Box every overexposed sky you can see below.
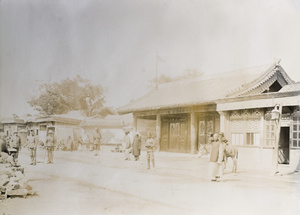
[1,0,300,118]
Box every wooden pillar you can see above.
[273,104,282,174]
[190,112,197,154]
[156,114,161,151]
[218,111,230,140]
[219,111,225,133]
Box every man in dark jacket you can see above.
[132,132,141,161]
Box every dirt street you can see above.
[1,146,300,215]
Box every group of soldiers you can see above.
[1,128,155,169]
[123,132,156,169]
[0,130,55,166]
[26,130,55,165]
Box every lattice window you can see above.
[231,119,245,132]
[232,133,244,146]
[292,116,300,148]
[265,119,275,146]
[246,133,260,146]
[230,109,262,146]
[244,118,261,132]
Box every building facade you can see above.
[118,61,300,170]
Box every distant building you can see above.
[118,61,300,170]
[1,110,131,149]
[80,114,130,145]
[26,114,82,145]
[1,113,82,146]
[2,117,27,145]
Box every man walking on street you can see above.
[93,128,101,156]
[123,131,131,160]
[145,134,155,169]
[45,130,55,164]
[27,130,38,165]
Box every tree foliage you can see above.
[27,75,105,116]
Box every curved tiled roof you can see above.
[118,62,294,114]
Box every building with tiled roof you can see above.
[118,60,300,172]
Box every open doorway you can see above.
[278,127,290,164]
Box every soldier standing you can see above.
[45,130,55,164]
[93,128,101,156]
[145,134,155,169]
[10,131,21,164]
[27,130,38,165]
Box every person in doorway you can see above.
[132,132,141,161]
[145,134,155,169]
[209,133,225,182]
[27,130,38,165]
[45,130,55,163]
[93,128,101,156]
[123,131,131,160]
[10,131,21,164]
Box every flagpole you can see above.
[156,54,158,90]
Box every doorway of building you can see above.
[278,127,290,164]
[160,114,189,153]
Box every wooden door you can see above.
[160,116,189,153]
[278,127,290,164]
[160,120,169,151]
[169,122,180,151]
[198,115,215,150]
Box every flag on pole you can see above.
[156,54,165,63]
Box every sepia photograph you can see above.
[0,0,300,214]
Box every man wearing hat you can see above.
[10,131,21,164]
[145,134,155,169]
[27,130,38,165]
[45,130,55,163]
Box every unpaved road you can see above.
[1,147,300,215]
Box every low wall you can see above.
[236,147,273,169]
[290,149,300,171]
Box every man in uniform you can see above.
[93,128,101,156]
[10,131,21,164]
[45,130,55,163]
[27,130,38,165]
[145,134,155,169]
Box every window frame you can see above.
[291,115,300,149]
